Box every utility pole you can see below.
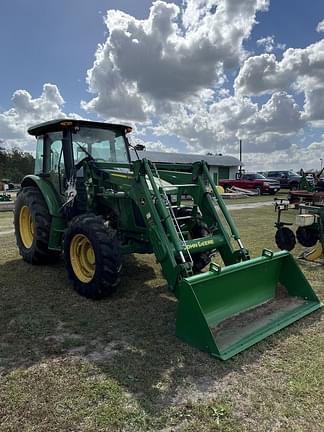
[239,139,242,177]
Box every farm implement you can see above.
[275,199,324,263]
[14,119,322,360]
[0,193,12,202]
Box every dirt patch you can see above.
[86,340,130,362]
[211,283,306,351]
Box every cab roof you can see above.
[28,118,132,136]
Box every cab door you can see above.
[43,131,66,195]
[242,174,254,189]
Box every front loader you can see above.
[14,119,322,360]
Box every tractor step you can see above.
[163,183,197,188]
[176,215,192,221]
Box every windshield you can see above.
[254,174,267,179]
[72,126,129,164]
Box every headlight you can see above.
[264,182,269,186]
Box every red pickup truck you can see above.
[219,173,280,195]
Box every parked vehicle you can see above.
[264,170,301,190]
[219,173,280,195]
[316,177,324,191]
[314,168,324,192]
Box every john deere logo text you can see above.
[187,239,214,250]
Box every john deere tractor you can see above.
[14,119,322,360]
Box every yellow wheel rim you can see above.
[19,205,34,249]
[70,234,96,283]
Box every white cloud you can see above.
[150,90,305,157]
[316,19,324,33]
[0,84,67,151]
[243,92,304,135]
[82,0,270,121]
[256,35,286,52]
[82,0,316,164]
[235,40,324,122]
[234,53,292,96]
[130,136,177,153]
[243,140,324,171]
[257,36,275,52]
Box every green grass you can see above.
[0,206,323,431]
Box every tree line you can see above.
[0,147,35,184]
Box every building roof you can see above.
[132,150,241,167]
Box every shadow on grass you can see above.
[0,253,322,416]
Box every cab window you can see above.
[72,127,129,164]
[43,131,65,194]
[35,136,44,174]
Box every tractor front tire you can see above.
[64,214,121,299]
[14,186,60,264]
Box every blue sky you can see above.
[0,0,175,112]
[1,0,324,170]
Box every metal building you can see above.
[132,150,241,183]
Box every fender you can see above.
[21,175,62,216]
[21,175,65,250]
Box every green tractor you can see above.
[14,119,322,360]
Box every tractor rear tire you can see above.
[64,214,121,299]
[14,186,60,264]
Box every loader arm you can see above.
[128,159,250,292]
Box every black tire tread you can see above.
[275,227,296,251]
[64,213,121,299]
[296,225,319,248]
[14,186,60,264]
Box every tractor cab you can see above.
[28,119,133,195]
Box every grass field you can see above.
[0,204,323,431]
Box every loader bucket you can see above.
[176,250,322,360]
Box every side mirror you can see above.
[134,144,146,151]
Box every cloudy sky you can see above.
[1,0,324,171]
